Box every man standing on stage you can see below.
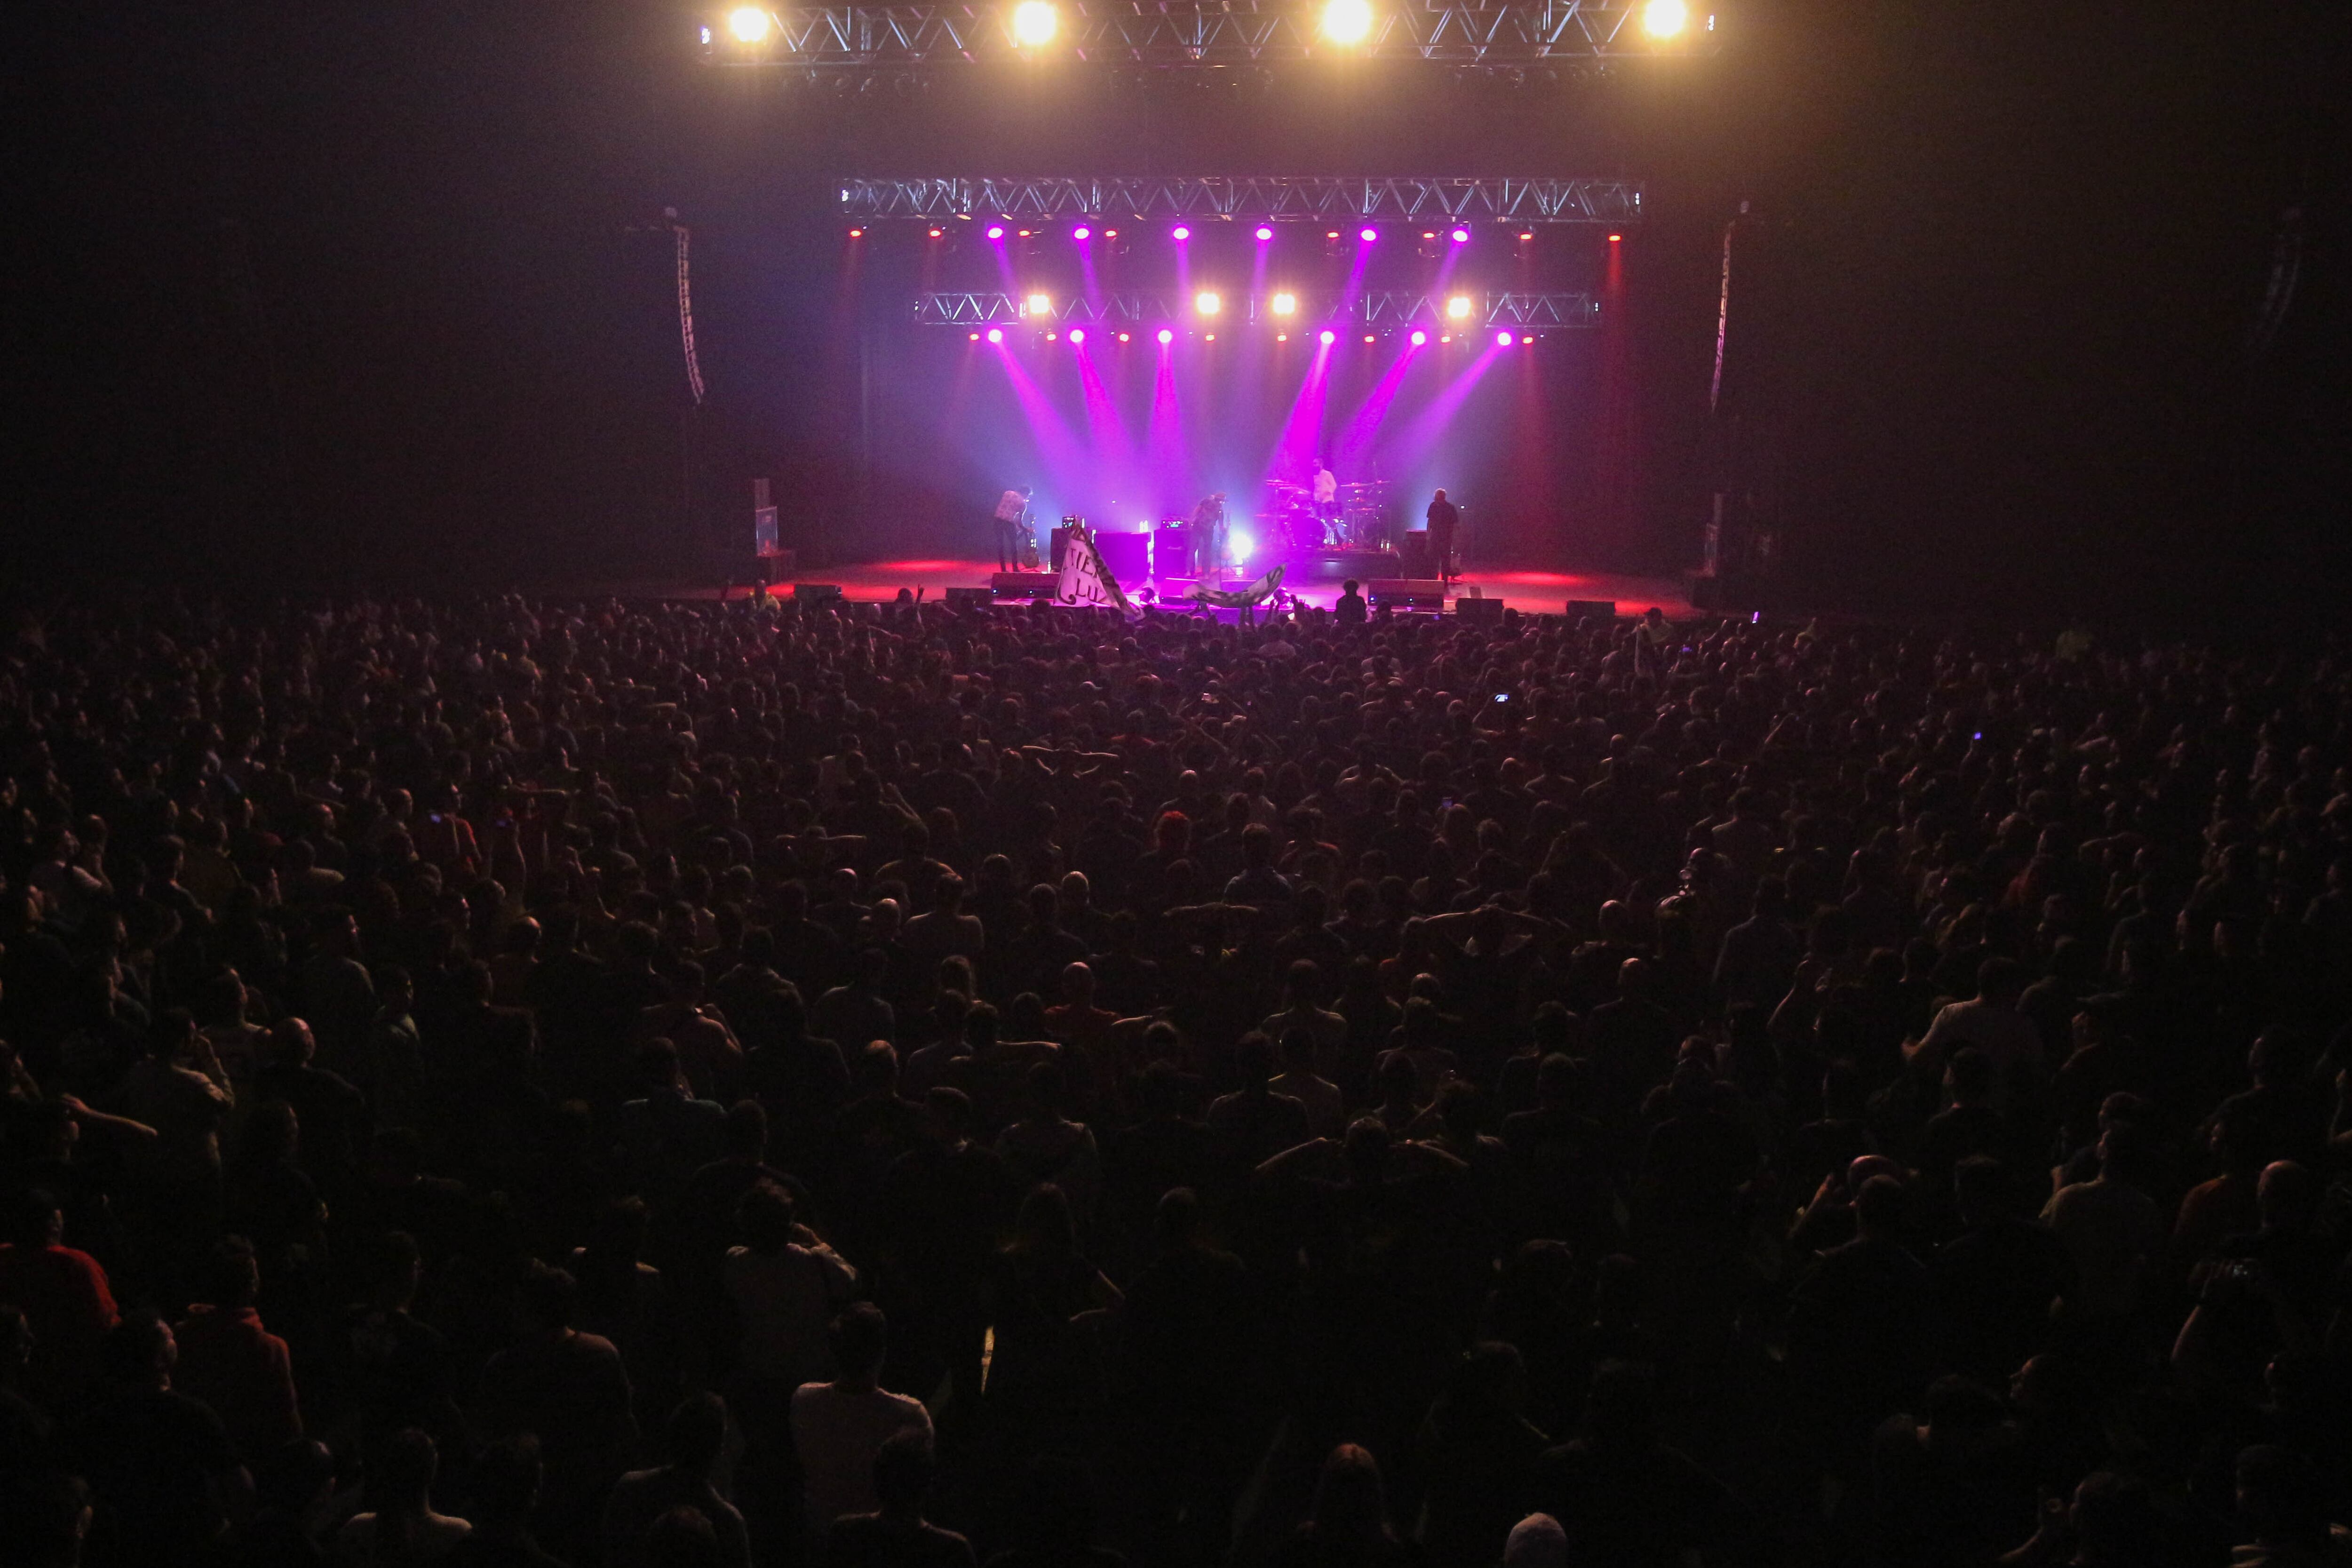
[993,486,1034,572]
[1426,488,1461,583]
[1190,493,1227,577]
[1312,458,1339,533]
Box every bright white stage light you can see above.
[1068,327,1085,344]
[986,328,1005,344]
[1172,224,1191,241]
[1118,332,1131,342]
[1446,294,1472,321]
[1025,292,1052,317]
[1321,0,1374,45]
[1255,225,1274,241]
[1230,530,1255,565]
[1640,0,1688,39]
[1319,329,1336,345]
[1194,290,1221,317]
[1270,292,1297,316]
[1495,330,1516,347]
[1012,0,1059,46]
[1359,227,1378,243]
[986,225,1005,240]
[1072,225,1090,240]
[1157,328,1174,345]
[726,6,772,42]
[1410,330,1427,346]
[1450,227,1470,244]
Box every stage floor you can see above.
[663,558,1694,619]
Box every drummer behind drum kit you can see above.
[1263,478,1396,554]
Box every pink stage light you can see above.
[1319,329,1336,345]
[1067,327,1085,344]
[1157,328,1174,344]
[1118,332,1131,342]
[968,332,980,341]
[1495,330,1515,347]
[1409,329,1427,345]
[1450,227,1470,243]
[986,225,1005,239]
[1255,225,1274,241]
[1072,225,1090,240]
[1171,224,1191,241]
[1359,227,1378,242]
[986,327,1004,344]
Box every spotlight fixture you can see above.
[1640,0,1689,38]
[1439,334,1451,343]
[1450,228,1470,244]
[1270,292,1298,316]
[1607,232,1622,243]
[928,228,944,239]
[1359,227,1377,243]
[1017,230,1032,238]
[1195,290,1221,316]
[1495,330,1515,347]
[1277,333,1288,342]
[1025,291,1051,316]
[1321,0,1374,45]
[1104,228,1119,239]
[1409,330,1427,346]
[848,228,864,239]
[1012,0,1059,46]
[1172,224,1191,241]
[1518,231,1535,242]
[1255,225,1274,241]
[1205,333,1216,341]
[986,328,1004,343]
[1073,225,1090,240]
[726,6,771,42]
[1045,332,1057,342]
[1118,332,1131,342]
[986,225,1005,240]
[1157,328,1174,344]
[1421,231,1436,241]
[1319,329,1336,345]
[1363,334,1375,343]
[1446,295,1473,321]
[969,332,980,341]
[1325,230,1341,240]
[1068,327,1085,344]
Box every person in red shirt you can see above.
[0,1187,119,1409]
[174,1235,302,1461]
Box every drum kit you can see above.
[1264,478,1393,553]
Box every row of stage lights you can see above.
[720,0,1698,48]
[849,224,1623,243]
[969,326,1541,347]
[1004,288,1507,321]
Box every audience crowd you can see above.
[3,589,2352,1568]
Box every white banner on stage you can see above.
[1056,527,1141,618]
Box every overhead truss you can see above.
[845,175,1640,225]
[914,290,1599,327]
[706,2,1714,69]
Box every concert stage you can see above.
[671,558,1694,619]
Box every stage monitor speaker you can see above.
[1565,599,1617,623]
[1096,532,1149,582]
[991,572,1058,600]
[1454,596,1504,627]
[1368,578,1446,610]
[944,586,993,611]
[793,582,842,604]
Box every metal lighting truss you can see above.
[846,175,1640,224]
[916,290,1598,326]
[708,2,1710,69]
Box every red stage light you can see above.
[1607,232,1622,243]
[848,228,864,238]
[1518,231,1534,242]
[928,228,943,238]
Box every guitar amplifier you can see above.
[1155,525,1194,576]
[1049,520,1084,571]
[991,572,1058,600]
[1398,533,1434,578]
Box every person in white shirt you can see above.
[993,488,1033,571]
[790,1303,934,1541]
[725,1181,855,1394]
